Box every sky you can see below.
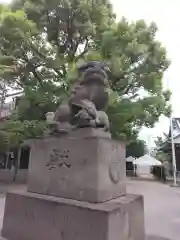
[0,0,179,146]
[0,0,9,3]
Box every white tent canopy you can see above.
[133,154,162,166]
[126,156,135,162]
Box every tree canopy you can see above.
[126,139,147,158]
[0,0,171,150]
[153,135,171,163]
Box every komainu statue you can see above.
[48,61,111,135]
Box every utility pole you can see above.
[166,76,177,186]
[170,116,177,186]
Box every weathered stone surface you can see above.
[27,128,126,203]
[2,191,145,240]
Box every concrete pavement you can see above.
[127,180,180,240]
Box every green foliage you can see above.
[0,120,48,151]
[0,0,172,150]
[98,19,171,132]
[153,150,170,163]
[153,135,171,163]
[126,139,147,158]
[16,91,58,121]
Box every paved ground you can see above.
[127,180,180,240]
[0,181,179,240]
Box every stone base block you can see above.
[2,191,145,240]
[27,128,126,203]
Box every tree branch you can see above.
[6,91,23,98]
[21,48,44,89]
[76,37,89,60]
[28,42,65,79]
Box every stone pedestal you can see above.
[1,128,145,240]
[2,191,145,240]
[27,128,126,203]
